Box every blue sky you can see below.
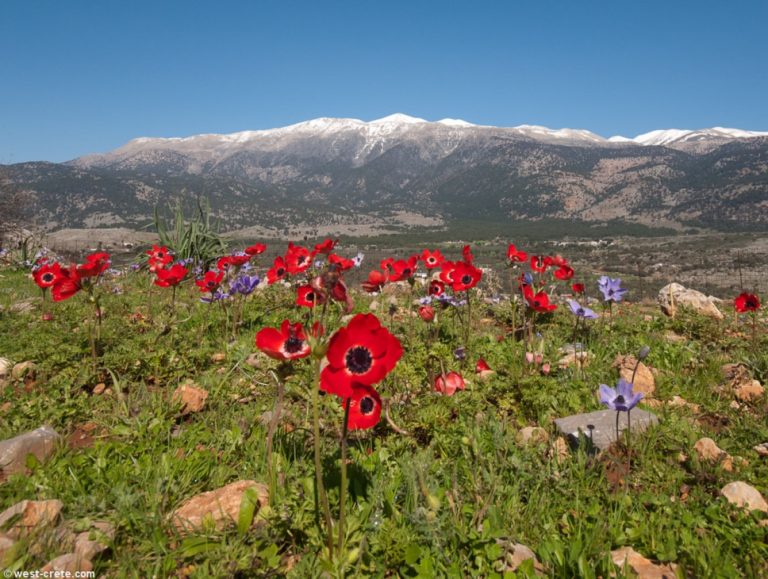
[2,0,767,162]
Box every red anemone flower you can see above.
[285,242,312,274]
[342,383,382,431]
[195,270,224,293]
[476,358,494,379]
[429,280,445,297]
[296,284,325,308]
[572,283,585,295]
[389,257,418,282]
[245,243,266,256]
[462,245,474,264]
[554,264,574,281]
[266,256,287,285]
[329,253,355,272]
[450,261,482,292]
[420,249,445,269]
[362,270,388,293]
[51,267,82,302]
[418,305,435,322]
[255,320,311,360]
[734,292,761,313]
[77,252,111,278]
[439,261,458,286]
[507,244,528,263]
[524,285,557,312]
[380,257,395,274]
[217,254,250,271]
[146,244,170,262]
[33,262,64,289]
[550,254,568,267]
[154,263,188,287]
[149,253,173,272]
[530,255,549,273]
[314,238,338,255]
[434,371,465,396]
[320,313,403,398]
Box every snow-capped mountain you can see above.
[78,114,768,166]
[5,113,768,234]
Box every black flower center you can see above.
[360,396,375,414]
[346,346,373,374]
[284,336,304,354]
[42,273,54,283]
[305,291,315,303]
[403,268,411,277]
[461,274,472,284]
[615,395,625,404]
[746,298,757,307]
[298,255,307,266]
[277,268,285,276]
[206,281,216,288]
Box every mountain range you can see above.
[3,114,768,236]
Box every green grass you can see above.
[0,263,766,578]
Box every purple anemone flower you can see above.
[599,379,643,412]
[419,296,433,305]
[567,299,599,319]
[598,276,628,303]
[353,252,365,268]
[200,290,230,303]
[230,274,260,296]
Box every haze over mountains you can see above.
[3,114,768,235]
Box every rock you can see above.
[734,380,764,403]
[721,363,749,381]
[658,282,724,319]
[496,540,544,574]
[0,499,63,538]
[753,443,768,457]
[516,427,549,446]
[549,437,569,461]
[11,361,36,381]
[0,357,11,378]
[613,354,655,397]
[554,409,659,452]
[75,531,110,560]
[557,351,592,369]
[663,331,687,344]
[729,400,741,410]
[211,352,226,363]
[368,299,379,311]
[244,353,261,368]
[92,382,107,395]
[611,546,678,578]
[172,382,209,415]
[721,481,768,513]
[8,299,36,314]
[171,480,269,535]
[0,425,61,479]
[0,532,15,558]
[667,395,700,413]
[507,543,542,573]
[693,437,734,471]
[41,553,93,574]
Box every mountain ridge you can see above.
[3,114,768,236]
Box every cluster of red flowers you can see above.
[363,244,482,297]
[508,244,581,314]
[255,313,402,430]
[32,251,111,302]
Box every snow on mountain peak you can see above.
[436,118,476,127]
[370,113,427,125]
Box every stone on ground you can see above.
[172,382,209,415]
[0,425,61,479]
[516,427,549,446]
[720,482,768,513]
[611,546,678,578]
[613,354,656,397]
[554,409,659,452]
[658,282,723,319]
[0,499,63,538]
[41,553,93,574]
[693,437,734,471]
[171,480,269,535]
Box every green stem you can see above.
[338,397,351,553]
[311,358,334,559]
